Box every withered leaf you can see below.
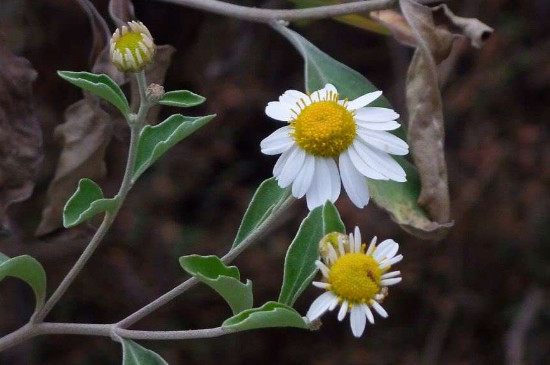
[400,0,453,225]
[432,5,494,49]
[109,0,136,28]
[0,35,42,234]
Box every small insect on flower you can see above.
[110,21,156,72]
[261,84,408,210]
[307,227,403,337]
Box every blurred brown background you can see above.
[1,0,549,364]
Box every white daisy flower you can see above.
[307,227,403,337]
[260,84,408,210]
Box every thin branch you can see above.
[116,195,296,329]
[155,0,398,23]
[505,286,545,365]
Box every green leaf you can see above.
[222,301,308,331]
[158,90,205,108]
[179,255,253,314]
[133,114,216,181]
[233,178,290,249]
[273,25,450,239]
[322,201,345,234]
[63,178,118,228]
[0,253,47,312]
[57,71,129,116]
[121,338,169,365]
[278,207,324,306]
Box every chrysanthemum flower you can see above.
[306,227,403,337]
[260,84,408,210]
[110,21,156,72]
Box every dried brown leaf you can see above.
[370,10,417,47]
[109,0,136,27]
[400,0,453,224]
[432,5,494,49]
[0,36,42,233]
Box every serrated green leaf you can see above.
[279,207,324,306]
[273,25,450,239]
[180,255,253,314]
[233,178,290,249]
[63,178,118,228]
[222,301,308,331]
[133,114,215,181]
[322,201,345,234]
[159,90,205,108]
[121,338,169,365]
[57,71,129,116]
[0,253,47,312]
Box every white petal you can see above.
[379,254,403,269]
[326,158,341,203]
[338,301,349,321]
[347,91,382,110]
[362,303,375,324]
[355,107,400,122]
[338,233,345,256]
[291,155,315,198]
[339,151,370,208]
[366,236,377,255]
[306,292,338,321]
[306,158,332,210]
[279,90,309,109]
[273,146,294,177]
[310,84,337,102]
[265,101,293,121]
[380,277,402,286]
[381,270,401,279]
[327,244,338,264]
[348,143,388,180]
[277,147,306,188]
[356,120,401,131]
[312,281,331,289]
[350,305,366,337]
[354,140,406,182]
[260,127,293,155]
[371,301,389,318]
[315,260,330,278]
[354,226,362,253]
[373,240,398,261]
[357,129,409,156]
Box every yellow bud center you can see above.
[328,253,382,303]
[115,32,145,56]
[291,99,356,157]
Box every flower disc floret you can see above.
[329,253,381,303]
[110,21,156,72]
[291,99,356,157]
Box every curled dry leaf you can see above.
[0,35,42,234]
[370,10,417,47]
[109,0,136,27]
[400,0,453,226]
[432,5,494,49]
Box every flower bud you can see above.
[110,21,155,72]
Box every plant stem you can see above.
[32,70,149,323]
[156,0,397,23]
[116,195,296,329]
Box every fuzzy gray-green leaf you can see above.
[233,178,290,249]
[222,301,308,331]
[279,207,324,306]
[0,253,47,312]
[57,71,129,116]
[63,178,118,228]
[180,255,253,314]
[159,90,205,108]
[133,114,215,181]
[121,339,169,365]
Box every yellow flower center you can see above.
[291,98,356,157]
[114,32,152,64]
[328,253,382,303]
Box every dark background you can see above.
[1,0,549,364]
